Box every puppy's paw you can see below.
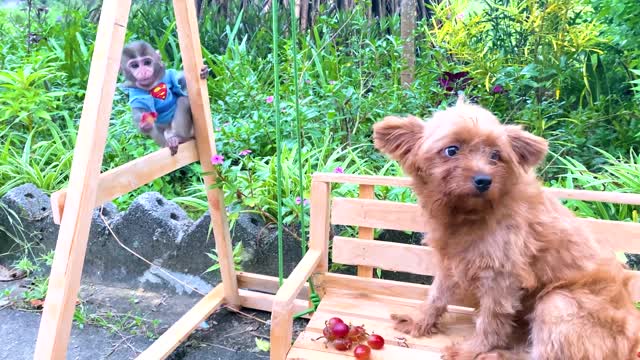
[391,313,439,337]
[441,343,478,360]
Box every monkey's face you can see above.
[127,56,156,87]
[121,41,165,90]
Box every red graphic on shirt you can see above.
[150,83,168,100]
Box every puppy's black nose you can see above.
[473,174,492,193]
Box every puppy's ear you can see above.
[505,125,548,169]
[373,115,424,162]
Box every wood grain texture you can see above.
[332,236,437,276]
[239,289,311,318]
[173,0,239,305]
[237,271,310,299]
[309,180,331,273]
[33,2,132,358]
[270,250,321,360]
[332,197,640,253]
[286,289,475,359]
[136,284,225,360]
[50,140,199,224]
[313,173,640,205]
[357,184,375,277]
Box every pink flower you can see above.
[210,154,224,165]
[239,149,252,156]
[492,85,505,94]
[329,80,336,85]
[295,197,310,206]
[456,13,464,20]
[334,166,344,174]
[215,127,221,132]
[266,96,274,104]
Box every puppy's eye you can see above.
[443,145,459,157]
[490,150,500,161]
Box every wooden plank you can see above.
[357,184,375,278]
[237,272,310,299]
[309,180,331,273]
[332,198,425,232]
[290,330,443,359]
[271,250,322,360]
[312,173,412,187]
[306,290,475,352]
[546,187,640,206]
[50,140,199,224]
[239,289,311,318]
[313,173,640,205]
[136,284,225,360]
[33,2,132,359]
[287,346,355,360]
[332,236,437,276]
[173,0,239,305]
[332,198,640,253]
[314,272,429,301]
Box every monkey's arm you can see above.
[171,67,209,94]
[128,89,156,134]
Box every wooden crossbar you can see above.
[51,140,199,224]
[332,236,437,275]
[136,284,225,360]
[331,197,640,253]
[314,173,640,205]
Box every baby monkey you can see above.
[120,40,208,155]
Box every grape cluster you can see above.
[318,317,385,359]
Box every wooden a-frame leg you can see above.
[33,1,132,359]
[172,0,240,305]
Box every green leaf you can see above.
[255,337,270,352]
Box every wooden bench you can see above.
[269,173,640,359]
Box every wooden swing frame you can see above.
[35,1,310,359]
[33,0,640,359]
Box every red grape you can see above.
[326,317,344,328]
[322,326,336,341]
[354,344,371,359]
[367,334,385,350]
[348,325,367,342]
[333,338,353,351]
[331,322,350,338]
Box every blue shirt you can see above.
[125,69,187,125]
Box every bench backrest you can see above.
[312,173,640,300]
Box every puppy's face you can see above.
[373,101,548,216]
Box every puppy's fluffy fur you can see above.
[373,98,640,359]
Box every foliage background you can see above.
[1,0,639,229]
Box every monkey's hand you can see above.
[166,136,179,156]
[200,65,210,80]
[139,111,157,133]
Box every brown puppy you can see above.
[373,97,640,359]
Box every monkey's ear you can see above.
[373,115,425,163]
[505,125,548,169]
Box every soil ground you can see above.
[0,280,307,359]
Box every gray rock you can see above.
[0,184,58,262]
[232,212,302,278]
[91,192,194,282]
[164,211,220,283]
